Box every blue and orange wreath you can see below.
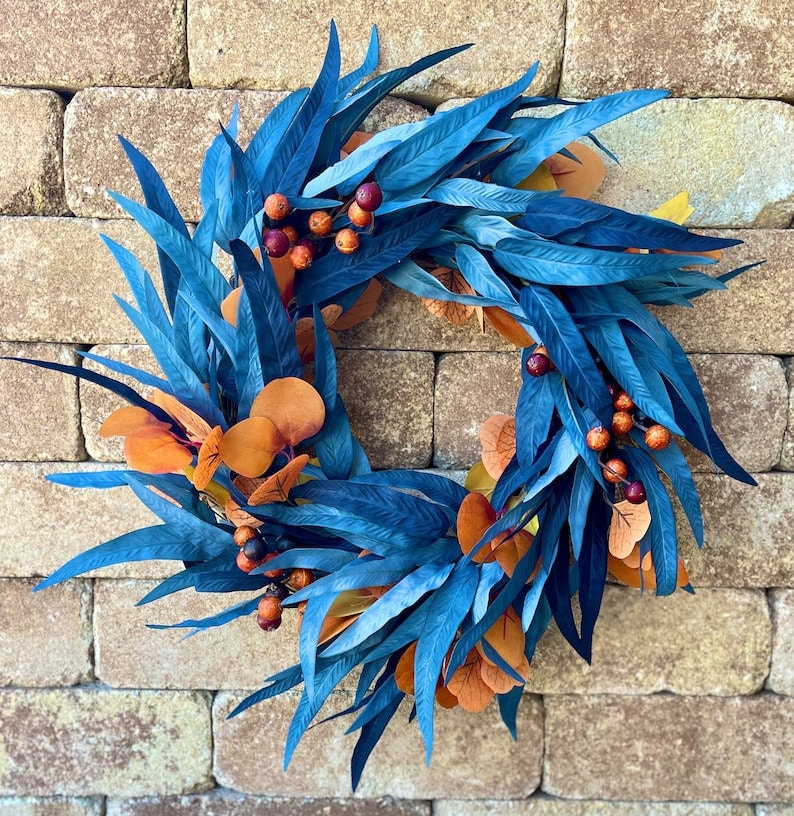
[21,23,756,788]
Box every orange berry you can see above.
[645,424,671,451]
[602,458,629,484]
[586,426,611,451]
[290,244,314,270]
[233,525,258,547]
[264,193,291,221]
[285,568,314,591]
[335,228,360,255]
[236,549,259,573]
[611,411,634,436]
[613,391,635,411]
[282,225,299,245]
[348,201,372,228]
[261,552,283,579]
[308,210,333,236]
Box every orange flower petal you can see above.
[395,641,417,695]
[445,649,494,713]
[421,267,475,325]
[480,413,516,480]
[193,425,223,491]
[482,306,535,347]
[544,141,605,200]
[608,500,652,559]
[333,279,383,331]
[124,427,192,473]
[99,406,170,438]
[250,377,325,446]
[247,454,310,505]
[217,416,284,478]
[457,492,497,562]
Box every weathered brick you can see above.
[0,218,160,344]
[0,0,187,90]
[0,90,67,216]
[544,694,794,801]
[0,798,102,816]
[435,798,754,816]
[107,792,431,816]
[590,99,794,229]
[526,587,770,695]
[434,352,522,468]
[95,579,299,690]
[0,689,212,796]
[780,358,794,471]
[678,473,794,588]
[0,462,174,580]
[80,345,162,461]
[336,350,434,469]
[757,807,794,816]
[0,578,92,686]
[213,691,543,798]
[0,343,85,461]
[187,4,564,101]
[769,590,794,696]
[654,231,794,355]
[560,0,794,100]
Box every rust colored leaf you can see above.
[217,416,284,478]
[395,641,417,695]
[483,306,535,347]
[224,497,263,529]
[193,425,223,490]
[479,659,518,694]
[608,500,652,559]
[445,649,494,713]
[124,427,192,474]
[457,492,497,562]
[333,279,383,331]
[480,413,516,480]
[421,267,476,325]
[491,528,534,578]
[481,606,525,668]
[232,474,266,500]
[247,454,310,505]
[151,389,212,443]
[435,684,459,709]
[221,285,242,327]
[99,406,170,438]
[318,614,358,645]
[544,141,605,200]
[608,553,690,592]
[250,377,326,446]
[269,255,295,307]
[341,130,375,154]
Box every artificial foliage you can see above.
[21,23,757,787]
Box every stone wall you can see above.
[0,1,793,813]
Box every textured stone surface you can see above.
[187,4,563,101]
[560,0,794,100]
[0,343,85,461]
[434,352,522,468]
[436,799,754,815]
[336,350,435,469]
[95,579,299,690]
[0,689,212,796]
[0,463,174,580]
[0,218,160,344]
[590,99,794,229]
[0,578,92,686]
[80,345,162,461]
[0,90,67,216]
[527,587,770,695]
[544,695,794,801]
[0,0,187,90]
[654,230,794,355]
[0,799,101,816]
[108,793,431,815]
[780,358,794,471]
[678,473,794,588]
[769,590,794,696]
[214,691,543,798]
[757,808,794,816]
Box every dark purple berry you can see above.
[355,182,383,213]
[624,481,647,504]
[525,352,551,377]
[263,229,290,258]
[242,537,269,563]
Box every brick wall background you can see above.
[0,1,793,813]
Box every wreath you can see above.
[19,23,756,789]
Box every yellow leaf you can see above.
[515,163,556,192]
[464,460,496,499]
[607,500,652,559]
[650,191,694,225]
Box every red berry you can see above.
[348,201,372,227]
[236,549,259,573]
[586,426,611,452]
[335,228,360,255]
[263,228,290,258]
[611,411,634,436]
[256,594,283,631]
[308,210,333,236]
[602,458,628,484]
[645,424,671,451]
[264,193,291,221]
[525,352,551,377]
[355,182,383,212]
[624,480,647,504]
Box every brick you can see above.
[678,473,794,588]
[526,587,770,695]
[560,0,794,100]
[336,350,434,469]
[0,90,67,216]
[0,0,187,90]
[187,5,564,102]
[544,694,794,801]
[107,792,431,816]
[80,345,162,461]
[0,578,91,686]
[654,231,794,355]
[95,579,299,690]
[0,343,84,461]
[434,352,522,468]
[0,689,212,796]
[769,590,794,696]
[590,99,794,229]
[435,798,754,816]
[0,799,101,816]
[758,808,794,816]
[214,691,543,798]
[0,462,174,580]
[780,358,794,471]
[0,218,161,344]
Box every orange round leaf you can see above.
[221,285,242,327]
[480,414,516,480]
[395,642,417,695]
[481,606,525,668]
[491,528,534,578]
[608,500,652,559]
[544,141,606,200]
[217,416,284,478]
[421,267,475,325]
[482,306,535,347]
[445,649,494,713]
[250,377,326,446]
[457,492,497,561]
[99,406,170,438]
[333,279,383,331]
[124,427,192,474]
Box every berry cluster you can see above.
[261,182,383,271]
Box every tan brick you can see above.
[80,345,162,461]
[654,231,794,355]
[107,793,431,816]
[95,579,299,690]
[0,689,212,796]
[0,799,102,816]
[0,90,67,216]
[678,473,794,588]
[758,807,794,816]
[770,590,794,696]
[780,358,794,471]
[560,0,794,100]
[0,462,175,580]
[188,4,564,102]
[0,0,187,91]
[336,350,434,469]
[544,695,794,801]
[0,343,85,461]
[434,352,522,468]
[526,587,769,695]
[435,798,754,816]
[214,691,543,798]
[0,578,91,686]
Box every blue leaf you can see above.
[350,682,404,790]
[254,548,358,576]
[456,244,521,305]
[350,469,467,511]
[311,303,338,410]
[427,177,549,214]
[77,350,169,393]
[473,561,506,623]
[46,469,135,489]
[577,488,609,661]
[234,289,265,417]
[147,594,262,632]
[497,686,523,740]
[337,25,379,98]
[515,367,555,474]
[569,460,595,561]
[248,90,309,186]
[314,395,355,480]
